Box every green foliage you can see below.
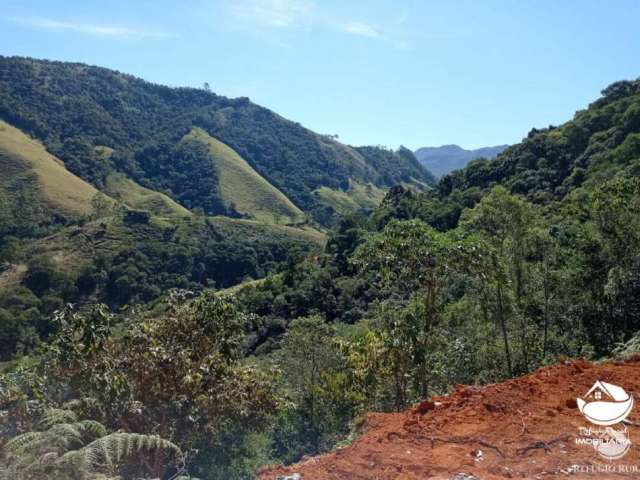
[271,317,357,462]
[0,212,320,359]
[2,59,640,480]
[0,257,78,359]
[43,293,277,479]
[60,433,181,477]
[130,139,227,216]
[236,105,640,458]
[459,186,539,375]
[351,219,479,406]
[0,56,433,220]
[1,406,182,480]
[396,79,640,229]
[23,256,76,299]
[0,170,52,240]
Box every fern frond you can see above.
[40,408,78,429]
[4,431,46,454]
[63,397,99,409]
[5,418,108,466]
[78,420,109,438]
[49,423,83,447]
[58,432,181,470]
[39,451,59,465]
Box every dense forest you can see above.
[1,60,640,478]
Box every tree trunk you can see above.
[497,281,513,376]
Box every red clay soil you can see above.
[258,358,640,479]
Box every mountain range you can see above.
[414,143,509,177]
[0,56,435,228]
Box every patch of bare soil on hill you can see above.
[259,358,640,479]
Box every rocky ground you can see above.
[259,358,640,479]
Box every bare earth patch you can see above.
[260,359,640,479]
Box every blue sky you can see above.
[1,0,639,150]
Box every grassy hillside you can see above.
[0,119,97,217]
[208,216,325,244]
[185,128,305,224]
[104,172,191,217]
[313,179,386,215]
[0,208,325,359]
[0,118,328,362]
[0,56,434,223]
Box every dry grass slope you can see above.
[208,216,326,246]
[104,173,192,217]
[185,128,305,225]
[0,120,97,217]
[313,179,386,215]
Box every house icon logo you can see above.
[575,381,634,460]
[577,381,634,426]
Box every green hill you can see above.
[185,128,304,224]
[0,116,328,361]
[0,206,326,359]
[104,172,191,218]
[0,56,433,224]
[313,179,386,216]
[15,214,325,284]
[458,79,640,198]
[397,79,640,230]
[0,119,98,217]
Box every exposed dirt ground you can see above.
[259,358,640,479]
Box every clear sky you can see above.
[1,0,639,150]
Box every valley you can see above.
[0,48,639,480]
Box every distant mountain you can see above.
[414,144,509,177]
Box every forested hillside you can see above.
[0,107,326,362]
[229,78,640,471]
[0,56,433,222]
[405,79,640,230]
[1,60,640,479]
[0,55,434,367]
